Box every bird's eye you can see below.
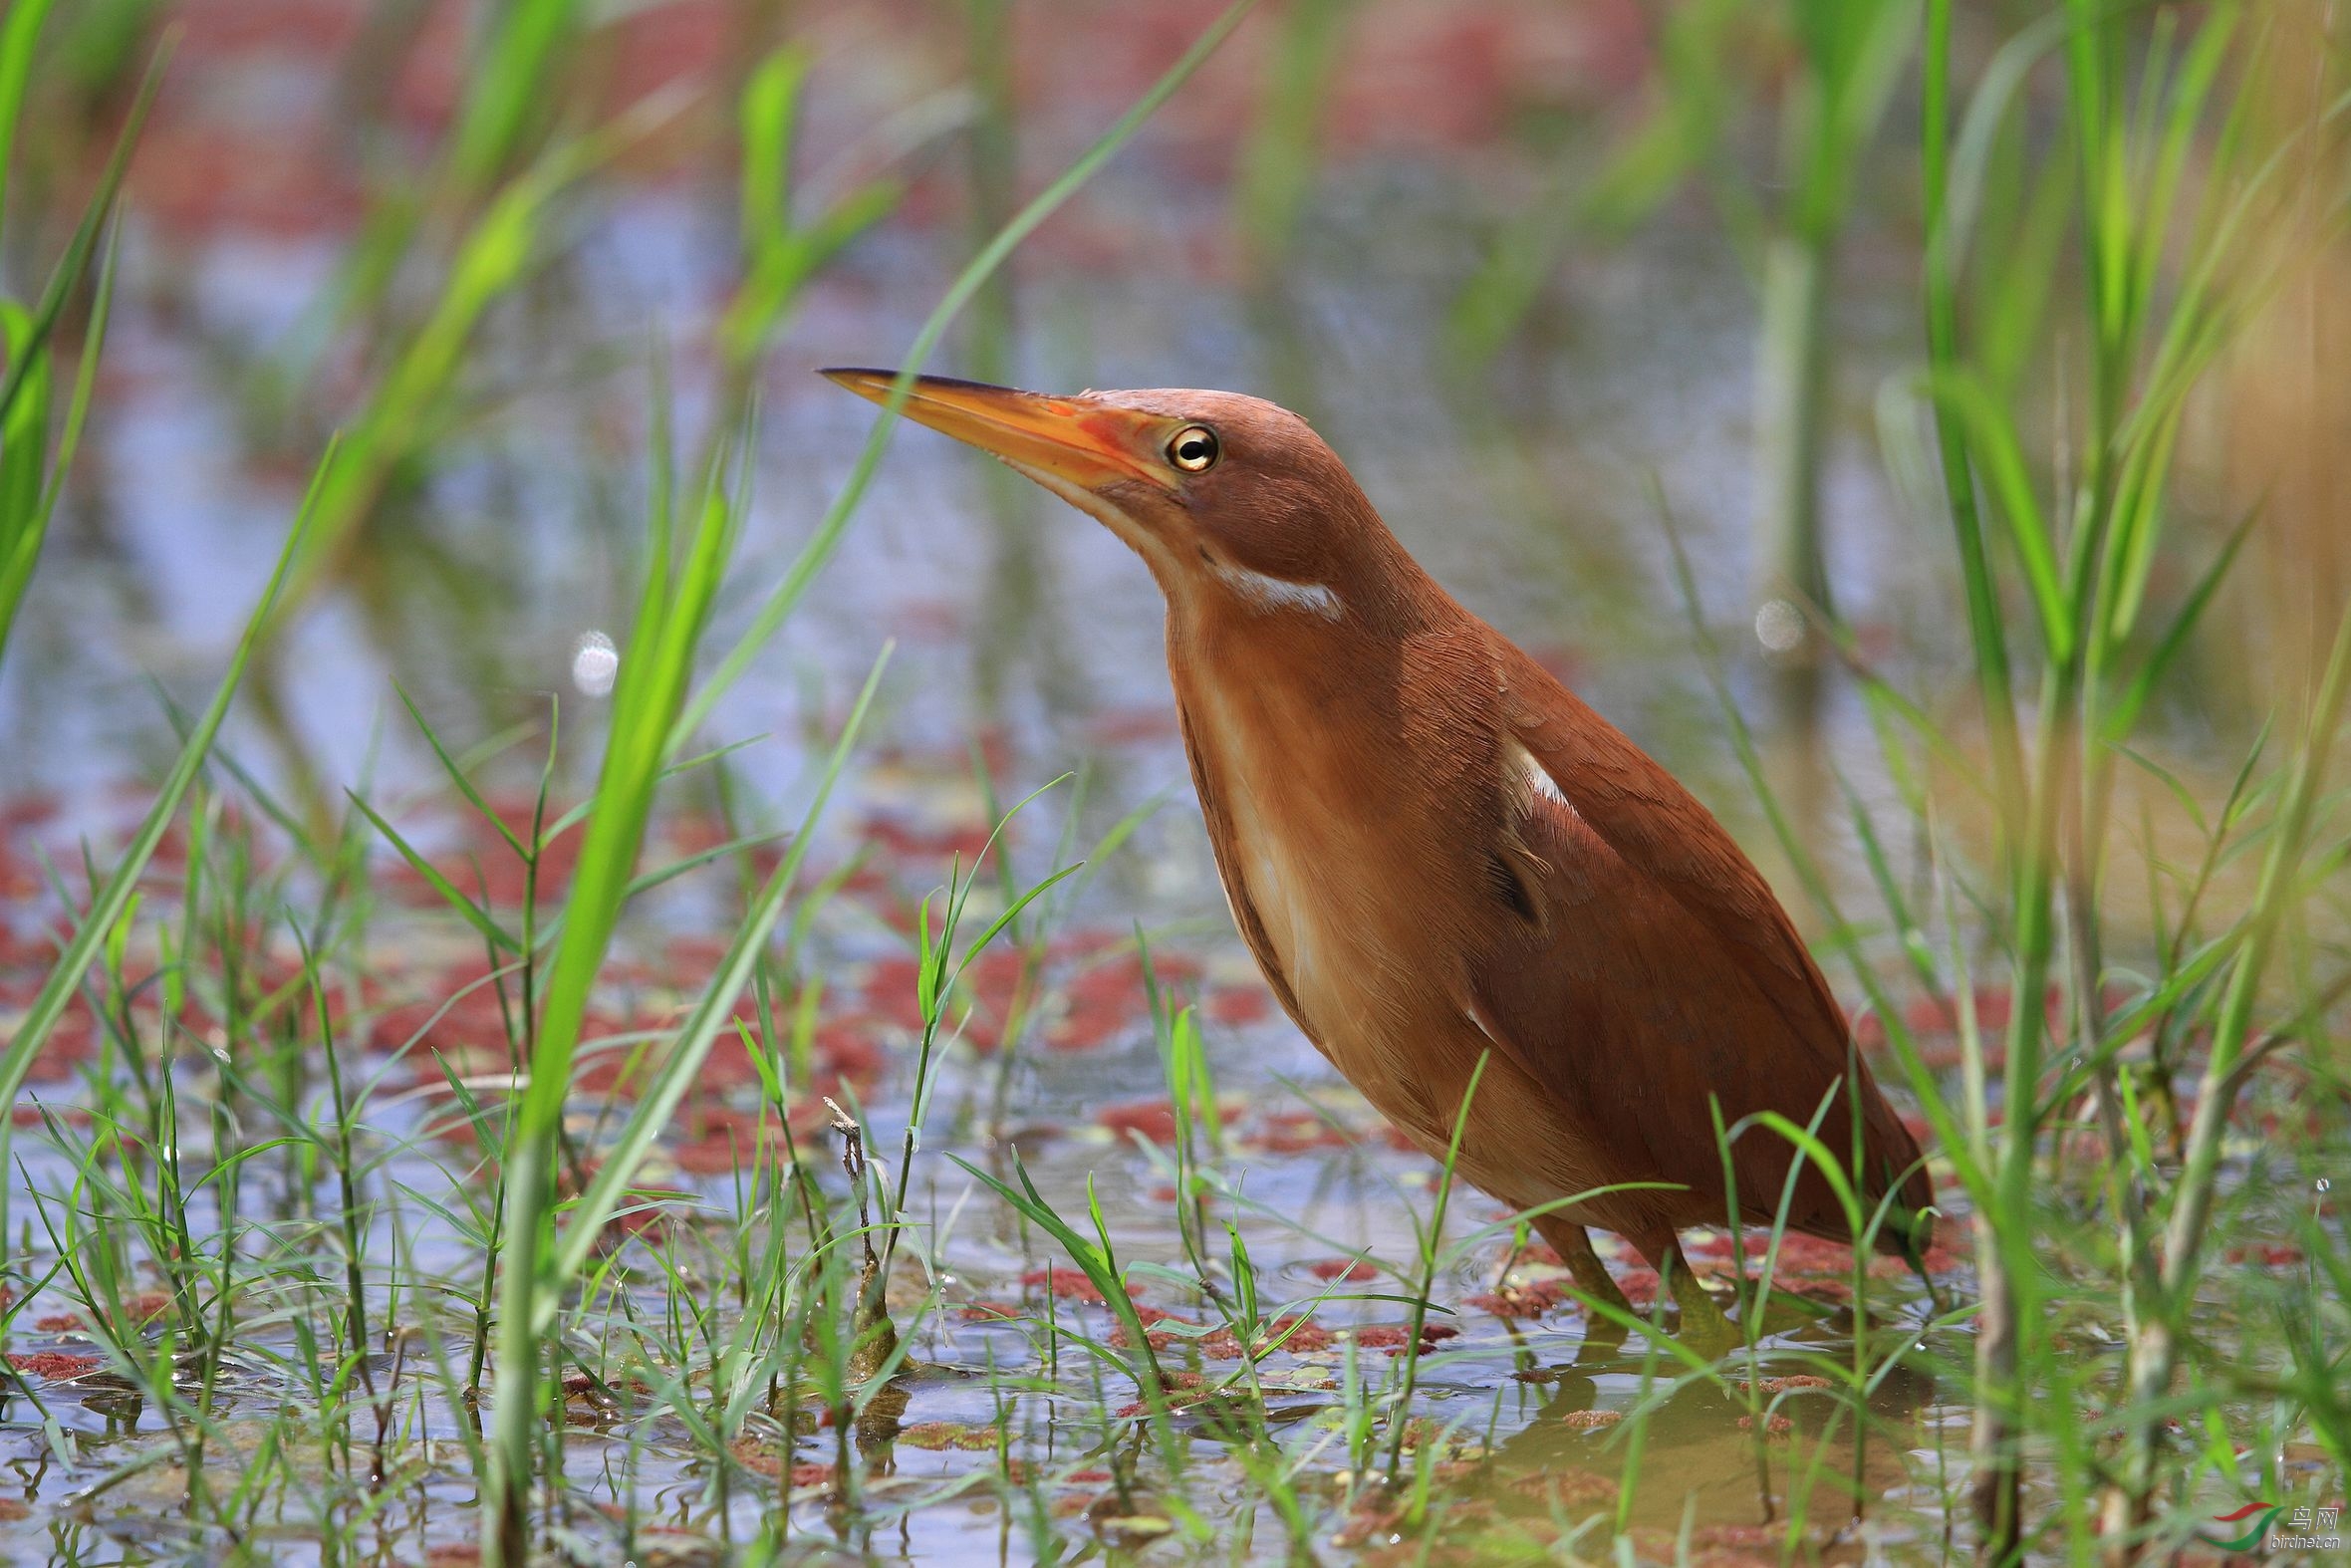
[1168,425,1218,472]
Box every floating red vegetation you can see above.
[669,1110,776,1176]
[558,1370,649,1403]
[1735,1376,1835,1399]
[1851,984,2067,1055]
[2225,1243,2304,1267]
[1262,1316,1334,1353]
[376,961,518,1063]
[1612,1268,1660,1306]
[374,796,583,912]
[1466,1280,1564,1317]
[1107,1306,1190,1351]
[659,932,731,987]
[1020,1265,1129,1304]
[668,1139,749,1177]
[0,922,55,972]
[860,954,929,1034]
[862,815,995,868]
[1738,1413,1795,1437]
[950,949,1032,1052]
[1112,1371,1217,1418]
[1043,951,1200,1052]
[1770,1232,1860,1272]
[1684,1229,1874,1275]
[18,1000,96,1085]
[1202,984,1273,1026]
[1558,1409,1622,1430]
[958,1301,1024,1322]
[12,1104,94,1130]
[131,124,367,240]
[1306,1256,1378,1283]
[1098,1100,1180,1145]
[1198,1315,1332,1358]
[6,1352,100,1380]
[1352,1323,1458,1354]
[659,813,786,881]
[1245,1111,1351,1155]
[728,1438,832,1485]
[574,1186,689,1253]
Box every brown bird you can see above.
[824,370,1936,1333]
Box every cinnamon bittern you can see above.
[823,369,1936,1333]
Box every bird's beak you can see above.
[821,369,1168,492]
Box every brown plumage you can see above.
[824,370,1936,1326]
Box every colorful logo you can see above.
[2202,1500,2283,1551]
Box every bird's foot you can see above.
[1668,1273,1738,1352]
[1533,1220,1636,1330]
[1651,1241,1737,1353]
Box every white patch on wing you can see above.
[1216,563,1343,620]
[1508,741,1580,820]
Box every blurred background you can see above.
[0,0,2344,937]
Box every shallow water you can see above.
[1,4,2292,1561]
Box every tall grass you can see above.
[0,17,158,663]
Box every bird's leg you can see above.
[1530,1214,1633,1322]
[1634,1230,1736,1348]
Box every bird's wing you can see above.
[1458,643,1932,1244]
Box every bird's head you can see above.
[822,370,1395,623]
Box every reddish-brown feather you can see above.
[1473,642,1934,1247]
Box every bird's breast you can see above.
[1172,636,1440,1058]
[1186,681,1352,1031]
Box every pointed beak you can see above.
[821,368,1168,492]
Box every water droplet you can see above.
[572,631,619,697]
[1754,598,1805,653]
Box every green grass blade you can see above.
[0,435,329,1110]
[0,216,118,664]
[0,30,163,428]
[344,790,519,955]
[0,0,57,222]
[543,649,888,1295]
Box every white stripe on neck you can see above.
[1509,740,1581,820]
[1216,563,1343,620]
